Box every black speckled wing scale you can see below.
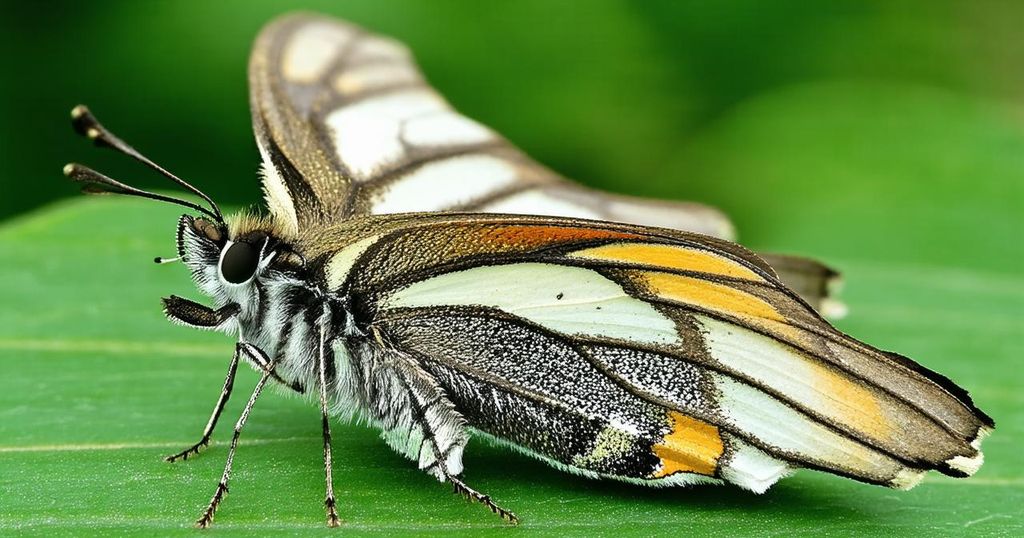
[249,13,844,316]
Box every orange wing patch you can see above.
[477,225,641,249]
[652,411,724,477]
[571,243,765,282]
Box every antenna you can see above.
[63,163,223,222]
[66,105,224,222]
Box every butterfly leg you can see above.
[414,404,518,524]
[448,474,519,525]
[239,341,305,393]
[164,344,240,462]
[317,317,342,527]
[387,354,518,525]
[162,295,238,329]
[162,296,302,391]
[161,298,293,462]
[194,358,276,528]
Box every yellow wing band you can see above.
[806,359,890,440]
[640,271,783,321]
[570,243,766,282]
[652,411,724,477]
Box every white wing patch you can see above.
[481,189,603,219]
[333,61,422,94]
[282,21,354,83]
[402,111,494,148]
[325,89,444,179]
[370,155,519,213]
[348,34,411,63]
[384,263,681,346]
[325,89,498,181]
[718,434,791,493]
[256,140,299,237]
[712,376,917,486]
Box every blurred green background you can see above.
[1,1,1022,536]
[3,0,1022,265]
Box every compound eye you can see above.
[220,241,259,284]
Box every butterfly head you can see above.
[176,212,302,306]
[63,105,302,314]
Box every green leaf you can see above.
[1,195,1020,536]
[2,81,1022,535]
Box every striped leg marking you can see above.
[239,342,306,393]
[449,475,518,525]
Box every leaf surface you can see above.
[1,81,1022,536]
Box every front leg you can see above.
[163,295,238,329]
[164,296,304,393]
[162,297,246,463]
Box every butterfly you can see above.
[63,12,992,528]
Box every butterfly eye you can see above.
[220,241,260,284]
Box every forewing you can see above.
[251,13,732,232]
[250,15,356,234]
[317,214,991,490]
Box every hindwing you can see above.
[308,213,991,490]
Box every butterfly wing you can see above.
[250,14,732,231]
[309,213,990,491]
[756,252,844,318]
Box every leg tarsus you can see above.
[165,344,241,463]
[195,481,228,529]
[449,475,518,525]
[165,437,211,462]
[325,496,342,527]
